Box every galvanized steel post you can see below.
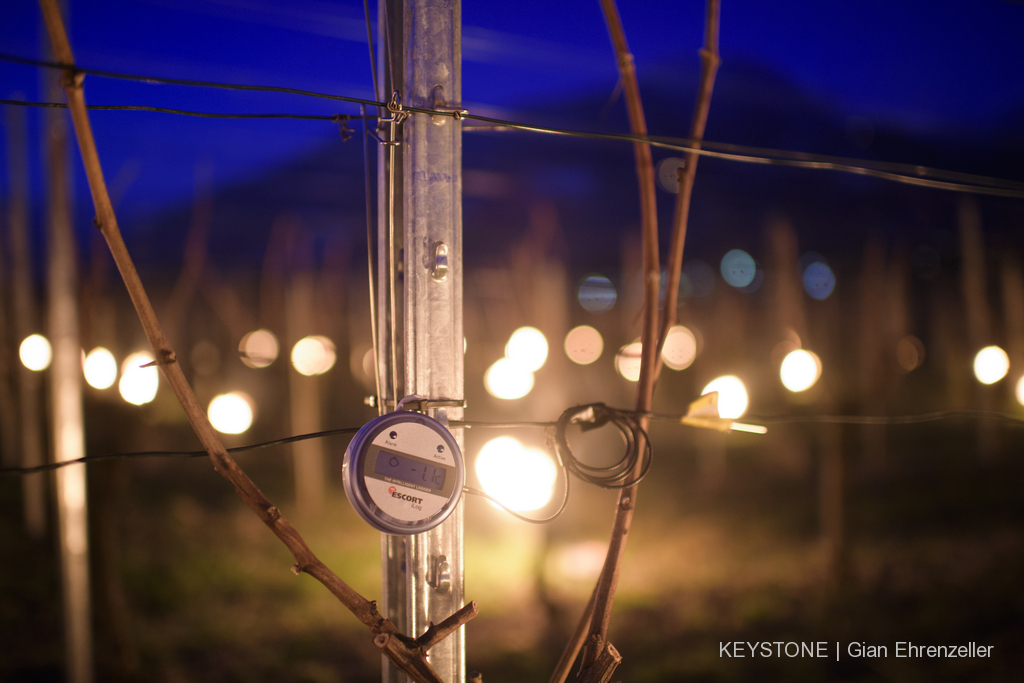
[378,1,464,681]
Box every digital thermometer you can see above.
[342,411,464,535]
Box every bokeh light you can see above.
[506,327,548,372]
[291,335,336,376]
[896,335,926,373]
[19,334,52,371]
[661,325,697,371]
[549,540,607,582]
[119,351,159,405]
[720,249,756,288]
[1016,376,1024,406]
[655,157,685,193]
[577,275,617,313]
[615,342,643,382]
[239,329,279,368]
[207,392,255,434]
[780,349,822,392]
[803,261,836,300]
[701,376,749,419]
[484,358,534,399]
[973,346,1009,385]
[564,325,603,365]
[475,436,557,512]
[83,347,117,389]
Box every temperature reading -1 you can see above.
[374,450,447,491]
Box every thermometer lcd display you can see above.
[374,450,447,491]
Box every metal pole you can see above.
[379,1,464,681]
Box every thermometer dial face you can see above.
[343,412,464,535]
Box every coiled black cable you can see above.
[553,403,652,489]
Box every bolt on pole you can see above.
[378,1,465,682]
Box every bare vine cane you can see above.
[36,2,475,681]
[570,1,662,680]
[553,2,722,682]
[656,0,721,375]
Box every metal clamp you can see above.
[428,554,452,593]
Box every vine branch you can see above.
[656,0,721,372]
[36,2,473,681]
[563,2,722,681]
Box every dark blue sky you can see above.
[1,0,1023,224]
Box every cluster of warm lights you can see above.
[612,325,698,382]
[475,436,557,511]
[484,327,548,400]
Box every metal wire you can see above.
[2,50,1022,197]
[360,106,384,416]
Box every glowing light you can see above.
[577,275,617,313]
[1016,376,1024,406]
[656,157,685,193]
[896,335,925,373]
[551,541,607,581]
[484,358,534,400]
[506,327,548,372]
[119,352,159,405]
[720,249,756,288]
[803,261,836,300]
[564,325,603,365]
[661,325,697,370]
[780,349,822,392]
[615,342,643,382]
[701,376,748,419]
[19,334,52,371]
[207,392,254,434]
[475,437,557,512]
[83,347,117,389]
[973,346,1009,385]
[239,329,279,368]
[291,335,336,376]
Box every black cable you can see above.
[553,403,652,489]
[463,482,569,524]
[0,426,360,477]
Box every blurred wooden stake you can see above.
[44,44,94,681]
[958,198,997,457]
[287,234,325,515]
[5,102,47,537]
[818,423,844,581]
[0,115,21,468]
[1000,254,1024,405]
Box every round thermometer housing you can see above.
[343,411,464,535]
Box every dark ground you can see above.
[3,415,1023,682]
